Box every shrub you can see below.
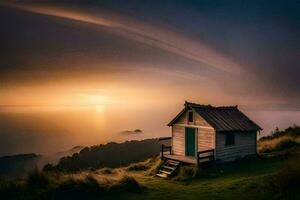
[79,175,104,193]
[275,139,299,151]
[260,138,299,153]
[43,163,56,172]
[26,169,50,187]
[53,175,106,199]
[110,175,144,193]
[147,158,164,175]
[0,170,146,199]
[174,165,201,181]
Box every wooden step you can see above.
[161,167,173,172]
[156,173,168,178]
[167,159,179,164]
[166,162,179,167]
[156,159,180,178]
[162,165,176,170]
[166,160,180,165]
[159,170,172,175]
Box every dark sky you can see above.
[1,0,299,108]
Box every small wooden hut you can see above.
[161,101,262,165]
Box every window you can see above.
[188,111,193,123]
[225,133,235,146]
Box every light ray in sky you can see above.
[6,2,246,74]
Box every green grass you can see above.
[120,152,300,200]
[127,157,160,172]
[1,149,300,200]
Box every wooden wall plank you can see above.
[172,125,185,155]
[215,131,257,162]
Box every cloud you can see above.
[0,0,299,108]
[5,2,246,74]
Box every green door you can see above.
[185,127,196,156]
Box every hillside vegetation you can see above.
[258,125,300,153]
[47,139,161,172]
[1,126,300,200]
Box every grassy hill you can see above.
[1,126,300,200]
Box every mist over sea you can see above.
[0,106,168,156]
[0,106,300,156]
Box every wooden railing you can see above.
[161,144,172,158]
[197,149,215,165]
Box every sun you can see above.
[95,105,105,112]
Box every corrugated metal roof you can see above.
[168,101,262,132]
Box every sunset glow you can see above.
[0,0,299,156]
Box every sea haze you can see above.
[0,106,300,156]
